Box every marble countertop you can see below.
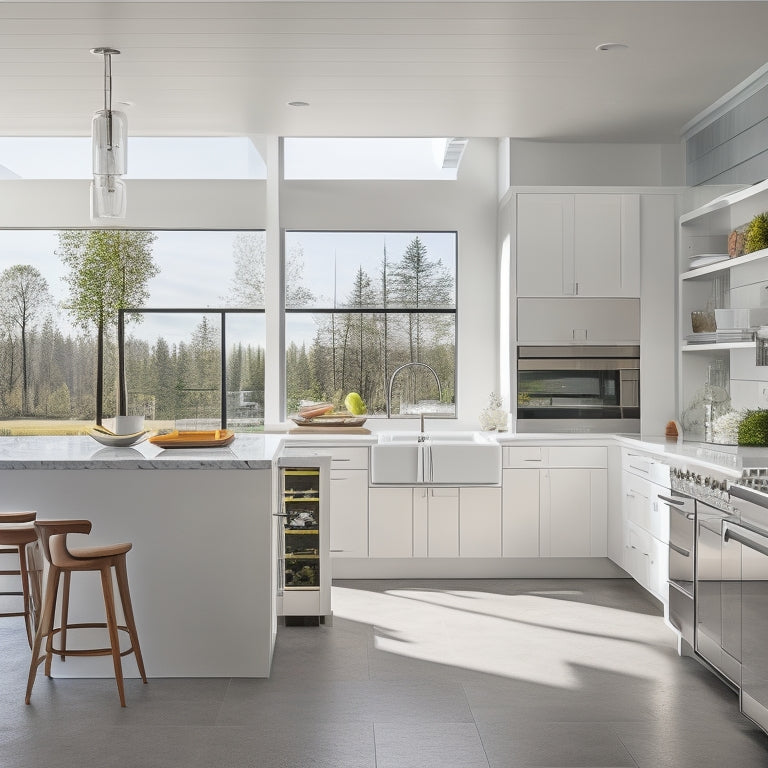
[0,434,285,469]
[3,431,767,475]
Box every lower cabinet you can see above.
[369,487,414,558]
[459,487,502,558]
[502,462,607,558]
[368,485,502,558]
[620,455,671,603]
[329,469,369,558]
[502,468,540,556]
[544,468,607,557]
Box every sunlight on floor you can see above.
[332,585,677,688]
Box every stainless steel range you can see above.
[726,479,768,733]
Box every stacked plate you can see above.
[688,253,729,269]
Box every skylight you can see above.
[0,137,266,180]
[283,138,463,181]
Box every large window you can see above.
[0,230,265,434]
[284,231,457,417]
[121,309,265,431]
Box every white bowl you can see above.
[114,415,145,435]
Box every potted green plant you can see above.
[744,212,768,254]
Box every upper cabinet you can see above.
[517,193,641,298]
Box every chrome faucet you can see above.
[386,362,443,425]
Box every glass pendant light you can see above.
[90,47,127,219]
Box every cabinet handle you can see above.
[626,492,636,499]
[524,458,542,462]
[575,282,579,295]
[333,458,351,463]
[331,477,349,481]
[329,549,344,553]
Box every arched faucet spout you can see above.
[386,362,442,420]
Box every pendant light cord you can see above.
[103,51,113,151]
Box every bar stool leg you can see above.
[100,565,126,707]
[115,556,147,683]
[59,570,71,662]
[16,544,33,648]
[27,565,61,704]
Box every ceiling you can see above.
[1,1,767,142]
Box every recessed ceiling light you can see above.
[288,101,310,108]
[595,43,629,53]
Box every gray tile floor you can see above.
[2,578,768,767]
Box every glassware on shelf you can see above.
[757,327,768,366]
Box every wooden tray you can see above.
[149,429,235,448]
[291,414,367,427]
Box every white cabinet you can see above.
[414,488,460,558]
[459,487,502,557]
[502,468,540,556]
[369,487,413,558]
[543,467,607,557]
[517,193,640,298]
[329,469,368,557]
[517,298,640,344]
[502,446,608,558]
[369,486,501,558]
[620,448,671,603]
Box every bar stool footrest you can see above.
[48,623,138,659]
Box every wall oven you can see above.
[516,345,639,433]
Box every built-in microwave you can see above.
[516,345,640,433]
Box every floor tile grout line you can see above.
[612,724,642,768]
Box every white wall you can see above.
[0,179,266,230]
[508,140,685,187]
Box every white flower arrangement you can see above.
[711,410,742,444]
[479,392,508,431]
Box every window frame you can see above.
[282,229,458,419]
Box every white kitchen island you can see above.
[0,434,283,679]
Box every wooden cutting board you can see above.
[288,426,371,434]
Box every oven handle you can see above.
[668,541,691,558]
[724,521,768,558]
[657,494,686,507]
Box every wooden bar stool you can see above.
[0,511,41,647]
[26,520,147,707]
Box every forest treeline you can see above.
[0,231,455,425]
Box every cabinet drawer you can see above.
[503,446,545,468]
[622,450,652,477]
[623,472,653,531]
[548,447,607,468]
[622,450,670,487]
[304,446,368,470]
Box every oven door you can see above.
[662,491,695,646]
[722,519,768,732]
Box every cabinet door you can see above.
[502,468,539,557]
[517,194,574,297]
[517,298,640,343]
[543,468,607,557]
[459,487,502,557]
[329,470,368,558]
[573,194,640,297]
[427,488,460,557]
[368,487,413,558]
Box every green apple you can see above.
[344,392,367,415]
